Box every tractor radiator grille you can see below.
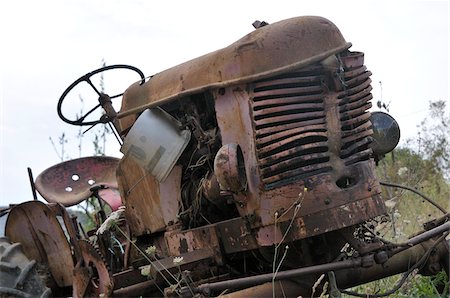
[338,61,373,166]
[250,57,373,190]
[250,66,332,190]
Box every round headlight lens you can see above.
[370,111,401,157]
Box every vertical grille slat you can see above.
[338,78,371,99]
[338,52,374,165]
[342,65,367,79]
[340,136,372,158]
[340,102,372,121]
[339,94,373,111]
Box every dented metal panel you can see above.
[117,155,166,234]
[117,156,182,234]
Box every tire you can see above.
[0,237,51,298]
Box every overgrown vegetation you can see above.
[346,100,449,297]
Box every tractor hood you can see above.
[118,16,351,129]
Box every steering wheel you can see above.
[57,64,145,126]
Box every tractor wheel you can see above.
[0,237,51,298]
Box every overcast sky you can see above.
[0,0,448,206]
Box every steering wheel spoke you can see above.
[77,103,102,123]
[57,65,145,126]
[85,77,102,97]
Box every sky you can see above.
[0,0,449,206]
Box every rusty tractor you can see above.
[1,16,448,297]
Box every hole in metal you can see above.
[336,176,357,189]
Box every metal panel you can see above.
[118,16,351,130]
[5,201,74,287]
[117,155,166,234]
[117,155,182,235]
[121,108,191,182]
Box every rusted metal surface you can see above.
[201,173,221,201]
[214,143,247,192]
[215,217,259,254]
[159,166,182,226]
[214,86,261,217]
[257,192,385,246]
[117,155,181,235]
[113,279,155,297]
[117,154,165,234]
[249,51,373,190]
[49,203,82,260]
[148,248,217,284]
[219,280,313,298]
[118,16,351,130]
[75,240,114,297]
[35,156,120,207]
[73,265,91,298]
[214,50,384,247]
[5,201,74,287]
[112,268,150,293]
[191,234,449,297]
[164,224,222,265]
[335,237,449,290]
[193,256,364,295]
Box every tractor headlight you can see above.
[370,111,400,160]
